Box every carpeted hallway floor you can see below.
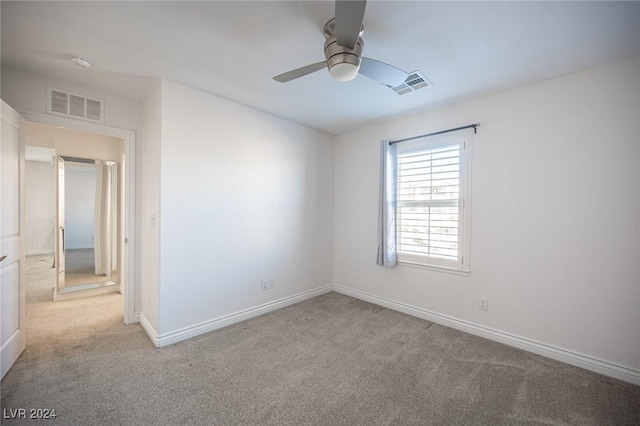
[1,258,639,425]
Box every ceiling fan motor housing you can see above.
[323,18,364,81]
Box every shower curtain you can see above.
[94,163,112,276]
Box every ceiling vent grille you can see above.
[386,71,432,95]
[47,87,104,122]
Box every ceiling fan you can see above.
[273,0,409,87]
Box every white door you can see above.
[1,100,25,379]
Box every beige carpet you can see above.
[2,260,639,425]
[65,248,95,273]
[64,249,111,287]
[24,254,57,304]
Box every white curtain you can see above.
[376,140,398,267]
[94,163,112,276]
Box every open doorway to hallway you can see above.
[23,121,126,320]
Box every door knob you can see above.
[0,255,7,262]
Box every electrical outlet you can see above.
[261,278,275,291]
[479,297,489,311]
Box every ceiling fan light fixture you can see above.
[324,25,363,82]
[329,62,360,82]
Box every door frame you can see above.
[21,111,136,325]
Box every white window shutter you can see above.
[394,129,472,272]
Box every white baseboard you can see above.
[53,283,119,302]
[333,284,640,386]
[25,249,53,256]
[140,285,334,348]
[135,282,639,385]
[138,313,160,347]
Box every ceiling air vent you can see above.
[386,71,432,95]
[47,87,104,123]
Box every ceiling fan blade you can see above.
[273,61,327,83]
[335,0,367,49]
[359,57,409,87]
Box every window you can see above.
[395,130,471,272]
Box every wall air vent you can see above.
[47,87,104,123]
[386,71,432,95]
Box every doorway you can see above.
[21,115,135,324]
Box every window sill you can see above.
[397,260,470,277]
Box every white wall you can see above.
[334,57,640,373]
[139,79,161,331]
[24,161,55,255]
[64,165,96,250]
[156,79,334,335]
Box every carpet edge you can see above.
[149,285,334,347]
[333,284,640,386]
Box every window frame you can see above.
[394,129,472,273]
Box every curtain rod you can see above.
[389,123,480,145]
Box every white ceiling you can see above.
[2,1,640,135]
